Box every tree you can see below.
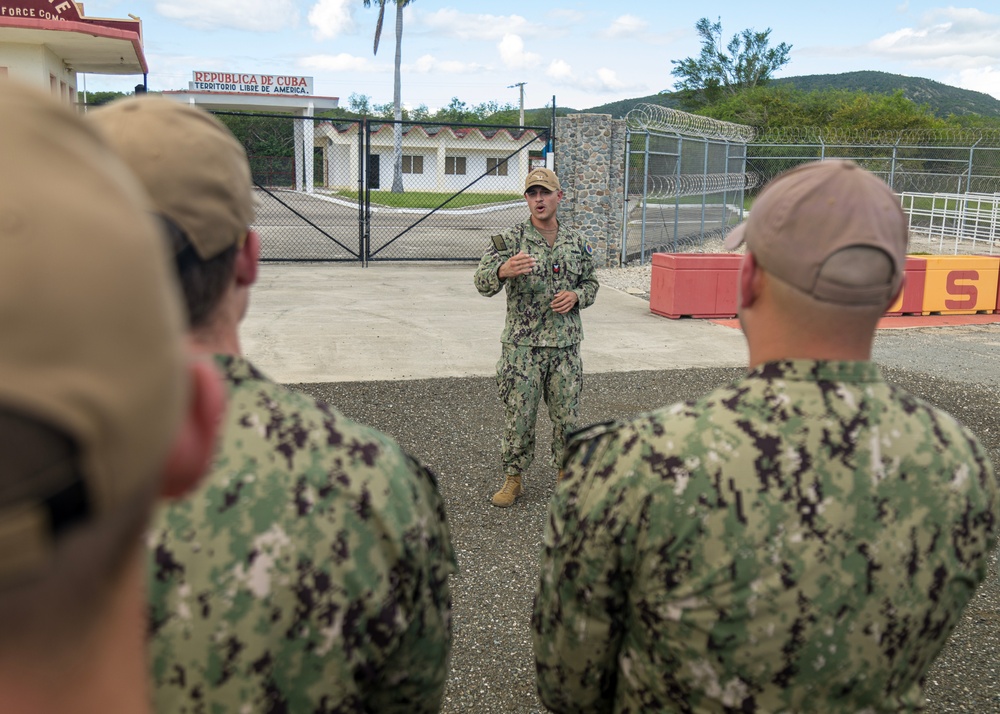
[78,90,128,107]
[364,0,414,193]
[670,17,791,110]
[348,92,373,114]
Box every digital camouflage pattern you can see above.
[147,355,456,714]
[498,343,582,475]
[534,359,999,714]
[473,220,599,348]
[475,221,598,476]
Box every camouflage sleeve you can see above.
[146,376,457,714]
[366,453,458,713]
[532,423,647,714]
[474,231,514,297]
[572,238,599,310]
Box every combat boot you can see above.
[491,474,523,507]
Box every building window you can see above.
[487,157,508,176]
[445,156,467,175]
[402,155,424,174]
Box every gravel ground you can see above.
[290,269,1000,713]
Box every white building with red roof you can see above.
[0,0,147,104]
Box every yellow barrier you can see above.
[921,256,1000,315]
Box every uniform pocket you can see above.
[561,258,582,290]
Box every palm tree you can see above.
[365,0,412,193]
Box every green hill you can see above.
[561,71,1000,120]
[770,71,1000,118]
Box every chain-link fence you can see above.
[622,106,1000,261]
[213,111,550,263]
[623,106,752,263]
[747,132,1000,255]
[748,133,1000,196]
[361,120,549,262]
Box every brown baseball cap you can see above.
[725,160,908,306]
[87,96,255,261]
[0,81,188,585]
[525,167,561,192]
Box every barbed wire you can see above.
[625,104,757,143]
[624,104,1000,148]
[756,126,1000,147]
[631,172,764,199]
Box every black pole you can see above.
[551,95,557,170]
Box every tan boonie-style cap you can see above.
[0,81,188,585]
[525,167,561,192]
[87,96,255,261]
[725,160,908,306]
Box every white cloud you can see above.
[155,0,298,32]
[546,59,574,81]
[308,0,356,40]
[602,14,648,39]
[414,8,547,41]
[547,8,586,25]
[545,59,644,95]
[498,34,542,70]
[406,54,487,74]
[299,53,381,73]
[595,68,628,91]
[868,8,1000,69]
[951,65,1000,100]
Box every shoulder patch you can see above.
[491,234,508,253]
[585,241,594,256]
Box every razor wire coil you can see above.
[625,104,756,143]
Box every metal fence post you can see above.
[640,131,651,264]
[621,128,632,266]
[357,120,366,266]
[891,138,899,191]
[966,140,981,195]
[363,119,371,266]
[700,137,709,238]
[672,136,683,253]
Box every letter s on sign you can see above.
[945,270,978,310]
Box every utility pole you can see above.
[508,82,526,126]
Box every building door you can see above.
[368,154,380,189]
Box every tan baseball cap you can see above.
[87,96,255,261]
[0,81,188,585]
[725,160,908,306]
[525,167,561,192]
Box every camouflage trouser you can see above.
[497,343,582,476]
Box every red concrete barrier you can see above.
[885,257,928,316]
[650,253,1000,321]
[650,253,741,319]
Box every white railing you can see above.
[900,192,1000,254]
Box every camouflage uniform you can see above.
[533,359,998,713]
[147,355,456,713]
[474,220,599,475]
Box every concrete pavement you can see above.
[240,263,750,383]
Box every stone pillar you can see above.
[554,113,626,267]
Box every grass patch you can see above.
[331,190,523,209]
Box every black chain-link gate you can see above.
[215,111,550,264]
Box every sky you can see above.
[81,1,1000,111]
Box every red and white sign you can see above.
[0,0,142,36]
[189,71,314,96]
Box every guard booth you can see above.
[162,73,339,194]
